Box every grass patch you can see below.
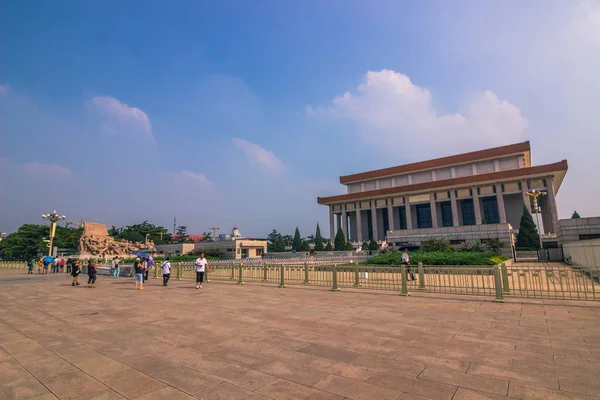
[367,251,509,266]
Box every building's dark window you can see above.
[398,206,407,230]
[482,197,500,224]
[367,211,373,240]
[461,199,476,226]
[440,201,453,227]
[382,208,389,234]
[580,234,600,240]
[416,204,432,229]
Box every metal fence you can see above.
[515,248,564,262]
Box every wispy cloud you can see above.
[232,138,285,174]
[23,162,72,178]
[308,69,528,157]
[173,170,211,185]
[0,83,8,96]
[87,95,154,142]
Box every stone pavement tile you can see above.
[261,345,319,366]
[257,378,344,400]
[100,368,166,399]
[194,381,269,400]
[419,366,508,396]
[1,338,46,354]
[135,386,196,400]
[75,355,130,378]
[85,391,127,400]
[206,347,275,368]
[22,356,80,381]
[148,365,222,395]
[44,370,109,400]
[467,362,559,390]
[313,374,402,400]
[452,387,508,400]
[367,371,457,400]
[306,357,378,381]
[351,354,425,378]
[397,394,433,400]
[297,344,359,363]
[209,363,277,391]
[401,354,470,373]
[0,359,30,384]
[0,377,52,399]
[557,375,600,397]
[29,394,59,400]
[162,347,227,373]
[553,355,599,370]
[257,360,329,386]
[256,334,311,350]
[0,331,27,343]
[53,345,106,364]
[508,381,600,400]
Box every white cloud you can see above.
[0,83,8,96]
[232,138,285,173]
[23,162,72,178]
[88,96,154,142]
[308,69,528,155]
[173,170,211,185]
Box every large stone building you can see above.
[317,142,568,247]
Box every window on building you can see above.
[440,201,453,227]
[482,197,500,224]
[398,206,407,230]
[256,248,263,256]
[461,199,476,226]
[580,234,600,240]
[382,208,389,233]
[415,204,432,229]
[367,211,373,239]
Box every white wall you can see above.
[563,239,600,268]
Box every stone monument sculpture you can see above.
[77,221,156,258]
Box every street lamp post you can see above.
[527,190,546,249]
[42,210,66,256]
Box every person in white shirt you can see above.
[402,248,415,281]
[161,257,172,286]
[194,253,208,289]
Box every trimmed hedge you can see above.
[367,251,509,266]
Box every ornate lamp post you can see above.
[527,190,546,249]
[42,211,66,256]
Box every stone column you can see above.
[521,180,531,213]
[495,183,507,224]
[387,198,395,232]
[473,187,482,225]
[429,193,438,228]
[546,176,559,233]
[341,208,348,242]
[356,207,363,243]
[405,197,413,230]
[329,206,335,244]
[371,203,379,241]
[450,190,459,227]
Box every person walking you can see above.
[87,259,98,288]
[71,260,81,286]
[59,257,66,273]
[161,257,171,286]
[402,248,415,281]
[66,257,73,274]
[27,258,34,274]
[112,256,120,279]
[143,257,149,282]
[134,258,144,290]
[194,252,208,289]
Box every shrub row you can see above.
[367,251,509,266]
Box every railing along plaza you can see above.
[2,260,599,302]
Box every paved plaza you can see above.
[1,268,599,400]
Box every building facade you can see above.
[317,142,568,247]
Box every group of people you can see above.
[129,252,208,291]
[27,257,79,275]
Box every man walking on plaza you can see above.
[112,256,120,279]
[161,257,171,286]
[195,253,208,289]
[402,248,415,281]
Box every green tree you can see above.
[571,210,581,219]
[361,241,369,251]
[301,241,311,252]
[334,228,347,251]
[369,238,379,251]
[292,227,302,251]
[324,242,333,251]
[121,231,145,243]
[516,205,540,248]
[345,242,354,251]
[0,224,83,259]
[314,223,325,251]
[267,229,286,252]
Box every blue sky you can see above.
[1,0,599,238]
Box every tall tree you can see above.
[324,242,333,251]
[334,228,346,251]
[314,223,325,251]
[267,229,286,252]
[174,225,190,243]
[516,205,540,248]
[571,210,581,219]
[292,227,302,251]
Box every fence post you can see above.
[237,263,244,285]
[494,266,506,303]
[176,262,182,281]
[331,264,340,291]
[154,262,159,279]
[400,265,410,296]
[263,263,268,281]
[501,262,511,295]
[230,263,235,280]
[353,264,360,287]
[417,262,426,291]
[279,264,286,288]
[303,262,309,285]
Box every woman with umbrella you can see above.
[42,256,54,275]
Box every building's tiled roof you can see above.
[318,160,567,205]
[339,141,531,184]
